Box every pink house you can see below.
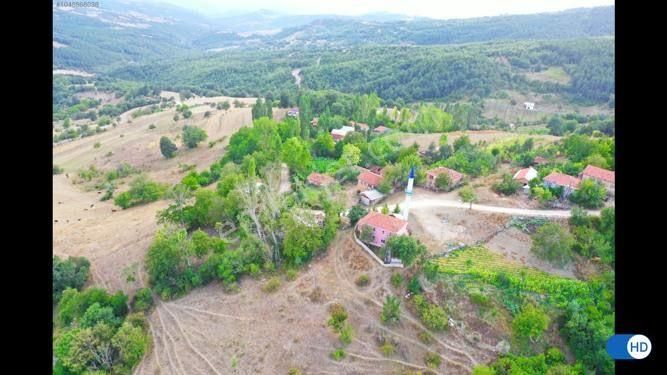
[355,211,408,247]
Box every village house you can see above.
[580,165,615,196]
[349,121,370,132]
[359,190,386,206]
[331,126,355,142]
[355,211,408,247]
[524,102,535,110]
[373,125,390,134]
[513,166,538,185]
[543,172,581,197]
[425,167,463,190]
[306,172,335,187]
[287,107,299,118]
[357,170,384,192]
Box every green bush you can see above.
[54,164,64,175]
[424,352,441,368]
[53,256,90,302]
[413,295,448,331]
[390,273,404,288]
[418,331,434,345]
[355,274,370,287]
[262,277,281,293]
[331,348,345,361]
[131,288,154,312]
[381,295,401,325]
[327,304,348,332]
[380,342,396,356]
[114,176,166,209]
[285,269,298,281]
[339,324,354,346]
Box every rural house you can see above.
[513,167,538,185]
[359,189,386,206]
[373,125,390,134]
[331,126,355,142]
[425,167,463,190]
[524,102,535,110]
[355,211,408,247]
[543,172,581,197]
[306,172,334,187]
[580,165,615,195]
[350,121,370,131]
[287,107,299,117]
[357,170,384,192]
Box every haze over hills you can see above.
[54,3,614,73]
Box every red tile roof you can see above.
[373,126,389,133]
[543,172,581,189]
[358,171,384,186]
[426,167,463,184]
[356,211,407,233]
[307,172,334,186]
[513,167,537,181]
[581,165,615,184]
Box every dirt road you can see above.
[399,197,600,218]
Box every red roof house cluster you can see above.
[580,165,615,184]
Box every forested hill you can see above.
[54,4,614,73]
[193,7,614,50]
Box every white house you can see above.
[523,102,535,110]
[331,126,355,142]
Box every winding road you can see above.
[397,198,601,218]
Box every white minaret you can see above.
[403,166,415,221]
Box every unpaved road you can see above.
[291,68,302,87]
[399,197,600,218]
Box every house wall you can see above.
[544,181,576,197]
[363,225,408,247]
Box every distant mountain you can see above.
[193,6,614,50]
[53,2,614,73]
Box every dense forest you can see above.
[107,38,614,105]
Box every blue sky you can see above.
[158,0,614,19]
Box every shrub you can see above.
[148,124,156,129]
[53,256,90,302]
[182,125,207,148]
[418,331,434,345]
[347,205,367,225]
[288,368,302,375]
[407,276,422,294]
[413,295,448,330]
[355,274,370,287]
[53,164,64,175]
[339,324,354,346]
[531,222,574,266]
[131,288,154,312]
[381,296,401,325]
[424,352,441,368]
[380,342,396,356]
[94,142,101,149]
[390,273,404,288]
[262,277,281,293]
[492,173,521,195]
[331,348,345,361]
[160,136,178,158]
[328,304,348,332]
[285,269,298,281]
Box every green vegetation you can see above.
[512,304,550,349]
[492,173,522,195]
[429,246,614,373]
[53,256,90,302]
[159,136,177,158]
[570,179,606,208]
[331,348,345,361]
[459,186,477,209]
[182,126,208,148]
[385,235,427,267]
[531,222,575,266]
[114,176,167,209]
[347,205,367,225]
[390,273,404,288]
[381,296,401,325]
[54,164,64,175]
[412,295,448,330]
[478,347,584,374]
[424,352,442,369]
[261,277,282,293]
[131,288,154,312]
[355,274,370,287]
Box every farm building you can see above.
[513,167,538,185]
[580,165,615,196]
[331,126,355,142]
[425,167,463,190]
[355,211,408,247]
[306,172,335,187]
[543,172,581,197]
[287,108,299,117]
[359,190,386,206]
[357,170,384,192]
[373,125,390,134]
[524,102,535,110]
[349,121,369,131]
